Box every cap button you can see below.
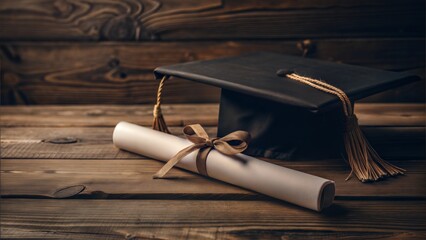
[276,69,294,77]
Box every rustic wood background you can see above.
[0,0,425,105]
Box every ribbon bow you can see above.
[153,124,251,178]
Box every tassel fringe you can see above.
[152,76,170,134]
[152,104,170,134]
[344,115,405,182]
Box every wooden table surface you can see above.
[1,103,425,239]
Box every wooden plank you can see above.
[1,159,425,199]
[0,125,424,160]
[0,103,424,127]
[1,199,425,239]
[0,0,424,41]
[1,40,424,104]
[0,127,206,159]
[1,103,424,160]
[0,104,220,127]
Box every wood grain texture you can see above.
[1,40,424,104]
[0,0,424,41]
[0,127,209,159]
[1,126,424,160]
[1,104,424,160]
[1,199,425,239]
[0,104,220,127]
[1,103,424,127]
[1,103,425,239]
[1,159,425,199]
[1,107,425,160]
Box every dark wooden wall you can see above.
[0,0,424,105]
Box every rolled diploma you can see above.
[113,122,335,211]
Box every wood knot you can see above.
[3,73,20,87]
[53,185,86,198]
[85,109,104,116]
[45,137,79,144]
[101,15,136,40]
[53,0,74,18]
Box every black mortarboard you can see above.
[151,52,420,182]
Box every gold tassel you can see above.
[344,115,405,182]
[152,76,170,134]
[285,72,405,182]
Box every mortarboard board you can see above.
[151,52,421,182]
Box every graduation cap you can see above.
[151,52,420,182]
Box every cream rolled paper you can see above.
[113,122,335,211]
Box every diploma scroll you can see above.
[113,122,335,211]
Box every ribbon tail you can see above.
[153,144,200,179]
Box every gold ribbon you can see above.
[153,124,250,178]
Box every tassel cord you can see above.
[152,76,170,133]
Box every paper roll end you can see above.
[318,182,335,211]
[112,121,128,147]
